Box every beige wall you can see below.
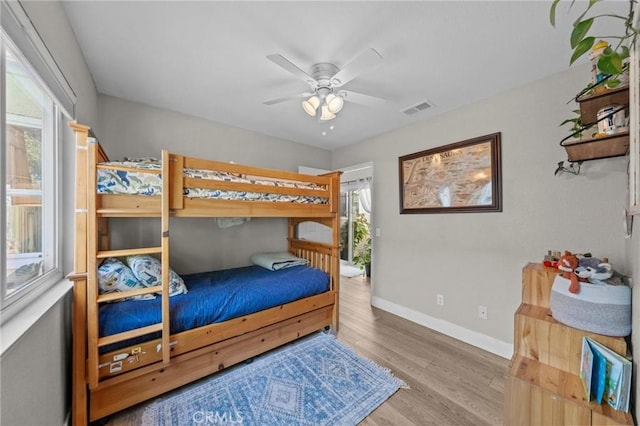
[0,295,73,425]
[98,95,333,273]
[0,1,98,425]
[332,65,629,351]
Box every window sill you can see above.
[0,278,72,356]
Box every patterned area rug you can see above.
[141,332,404,425]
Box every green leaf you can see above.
[550,0,561,26]
[560,118,580,126]
[620,46,630,59]
[598,52,623,74]
[573,0,598,26]
[571,18,593,49]
[570,37,595,64]
[605,78,621,88]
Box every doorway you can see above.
[340,188,369,262]
[298,163,373,277]
[339,163,373,273]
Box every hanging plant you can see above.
[550,0,638,88]
[559,108,584,139]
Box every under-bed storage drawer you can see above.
[97,292,336,379]
[90,305,334,421]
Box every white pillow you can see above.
[97,258,155,301]
[250,252,309,271]
[126,255,188,296]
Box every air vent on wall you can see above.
[402,100,433,115]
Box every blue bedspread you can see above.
[99,265,330,352]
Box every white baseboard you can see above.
[371,296,513,359]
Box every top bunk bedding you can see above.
[99,264,330,353]
[97,158,329,204]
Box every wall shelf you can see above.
[577,85,629,125]
[558,85,630,167]
[562,131,630,162]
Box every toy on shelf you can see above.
[543,251,617,287]
[574,254,614,285]
[557,251,581,294]
[575,263,614,285]
[542,250,561,268]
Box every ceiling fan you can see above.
[264,48,385,121]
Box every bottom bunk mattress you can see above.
[99,264,330,352]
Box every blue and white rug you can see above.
[141,332,404,425]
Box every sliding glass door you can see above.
[340,184,371,263]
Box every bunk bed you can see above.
[67,123,342,424]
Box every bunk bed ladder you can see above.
[86,145,171,389]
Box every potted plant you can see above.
[352,213,370,249]
[352,213,371,276]
[550,0,638,91]
[560,108,584,139]
[555,108,584,175]
[551,0,637,171]
[353,236,371,277]
[341,213,370,260]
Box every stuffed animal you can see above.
[573,266,592,281]
[577,254,601,269]
[586,263,614,285]
[574,260,614,286]
[558,251,581,294]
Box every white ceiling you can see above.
[62,1,628,151]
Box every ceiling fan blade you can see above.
[330,48,383,88]
[267,54,317,88]
[340,90,386,106]
[263,92,314,105]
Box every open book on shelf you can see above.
[580,336,632,412]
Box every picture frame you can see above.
[399,132,502,214]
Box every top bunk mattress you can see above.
[99,264,330,352]
[97,159,328,204]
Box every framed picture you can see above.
[399,132,502,214]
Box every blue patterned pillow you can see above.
[97,258,155,301]
[126,255,188,297]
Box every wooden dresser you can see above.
[504,263,634,425]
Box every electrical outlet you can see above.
[479,305,488,320]
[436,294,444,306]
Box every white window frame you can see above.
[628,6,640,215]
[0,31,64,321]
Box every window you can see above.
[1,32,62,313]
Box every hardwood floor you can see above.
[338,276,507,425]
[105,275,508,425]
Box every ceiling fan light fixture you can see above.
[320,105,336,121]
[325,93,344,114]
[302,96,320,116]
[265,49,385,124]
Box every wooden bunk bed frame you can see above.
[67,123,342,424]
